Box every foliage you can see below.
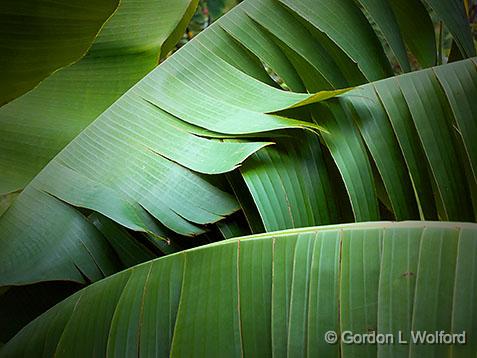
[0,0,119,105]
[0,0,476,355]
[2,222,477,357]
[0,0,199,194]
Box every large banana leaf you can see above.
[387,0,436,68]
[242,58,477,231]
[0,0,199,194]
[0,0,475,287]
[0,0,119,105]
[1,221,476,357]
[0,83,338,285]
[5,0,473,194]
[424,0,476,58]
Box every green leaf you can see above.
[398,67,474,220]
[0,67,341,285]
[343,86,420,220]
[234,0,350,90]
[0,0,119,105]
[316,101,380,222]
[433,59,477,213]
[279,0,393,81]
[226,171,266,234]
[0,192,18,217]
[89,213,157,268]
[219,5,307,91]
[241,131,339,231]
[242,59,476,231]
[2,222,476,356]
[0,187,121,285]
[373,78,438,220]
[354,0,411,72]
[424,0,476,58]
[340,227,381,357]
[1,0,475,288]
[216,212,252,239]
[387,0,436,68]
[0,0,200,193]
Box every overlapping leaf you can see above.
[424,0,476,58]
[2,0,387,286]
[0,0,119,105]
[0,84,343,285]
[241,58,477,231]
[0,0,199,193]
[0,0,475,289]
[2,222,476,357]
